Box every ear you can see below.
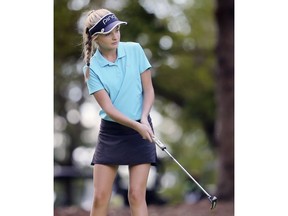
[92,35,98,42]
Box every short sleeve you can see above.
[83,66,104,95]
[136,43,152,74]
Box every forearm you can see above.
[141,87,154,121]
[105,105,141,130]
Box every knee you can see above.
[128,187,146,205]
[92,190,110,207]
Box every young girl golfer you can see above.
[82,8,157,216]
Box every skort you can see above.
[91,116,157,166]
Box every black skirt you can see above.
[91,116,157,166]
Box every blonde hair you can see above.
[82,9,111,81]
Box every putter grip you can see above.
[152,137,167,150]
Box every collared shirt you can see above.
[83,42,151,121]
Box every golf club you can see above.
[152,136,217,210]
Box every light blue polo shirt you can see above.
[83,42,151,121]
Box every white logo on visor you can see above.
[102,14,117,25]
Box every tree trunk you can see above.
[214,0,234,200]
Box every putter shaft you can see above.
[153,136,217,209]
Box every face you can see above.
[95,25,121,51]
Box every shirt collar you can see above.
[95,42,126,67]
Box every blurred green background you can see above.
[54,0,234,210]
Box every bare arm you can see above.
[93,89,154,142]
[140,69,155,130]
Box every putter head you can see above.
[208,196,217,210]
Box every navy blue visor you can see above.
[88,13,127,36]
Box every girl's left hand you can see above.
[140,118,152,132]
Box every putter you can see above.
[152,136,217,209]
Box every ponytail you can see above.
[84,27,92,81]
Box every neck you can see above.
[99,48,117,62]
